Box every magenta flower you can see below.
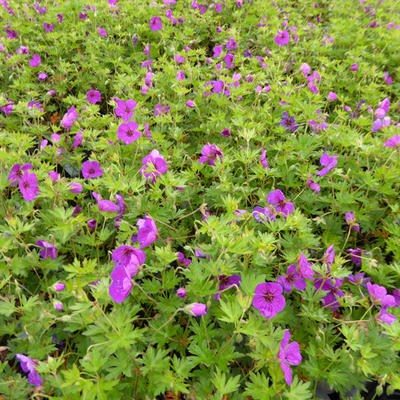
[198,143,223,166]
[320,278,344,310]
[214,275,242,301]
[36,240,56,259]
[267,190,294,218]
[137,217,158,248]
[29,54,41,67]
[187,303,207,316]
[260,148,269,169]
[327,92,337,102]
[98,26,107,37]
[275,30,290,46]
[177,252,192,267]
[278,330,302,386]
[1,99,14,114]
[115,99,137,121]
[384,134,400,148]
[140,149,168,183]
[367,282,396,307]
[213,44,223,58]
[48,171,60,183]
[378,307,396,325]
[306,174,320,193]
[252,205,276,223]
[82,161,102,179]
[253,282,286,319]
[109,264,134,303]
[19,172,39,201]
[54,283,65,292]
[299,63,311,76]
[112,245,146,269]
[38,72,48,81]
[177,288,187,298]
[298,254,314,280]
[43,22,55,32]
[8,163,33,186]
[346,248,370,266]
[61,106,78,131]
[348,273,370,286]
[68,182,82,194]
[383,72,392,85]
[322,244,335,266]
[92,192,119,213]
[115,194,126,219]
[118,121,141,144]
[150,16,162,31]
[350,63,358,71]
[73,130,84,147]
[86,90,101,104]
[16,354,42,387]
[316,153,338,176]
[221,128,231,137]
[54,302,63,310]
[345,212,360,232]
[277,265,306,293]
[186,100,195,108]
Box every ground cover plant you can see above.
[1,0,400,398]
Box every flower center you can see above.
[89,168,95,174]
[264,292,274,303]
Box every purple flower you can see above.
[137,217,158,248]
[214,275,241,301]
[16,354,42,387]
[280,112,299,133]
[73,130,84,148]
[54,283,65,292]
[140,149,168,183]
[186,100,195,108]
[316,153,338,176]
[213,44,223,58]
[306,174,320,193]
[174,54,184,63]
[277,265,306,293]
[299,63,311,76]
[322,245,335,266]
[267,190,294,218]
[383,72,392,85]
[43,23,55,32]
[115,194,126,219]
[1,99,14,115]
[109,264,134,303]
[367,282,396,307]
[187,303,207,316]
[150,16,162,31]
[378,307,396,325]
[350,63,358,71]
[260,148,269,169]
[177,252,192,267]
[199,143,223,166]
[92,192,119,213]
[384,134,400,148]
[118,121,141,144]
[86,90,101,104]
[61,106,78,131]
[348,273,370,285]
[195,249,211,259]
[327,92,337,102]
[38,72,48,81]
[29,54,41,67]
[320,278,344,310]
[36,240,56,259]
[177,288,187,298]
[278,331,302,386]
[19,172,39,201]
[253,282,286,319]
[98,26,107,37]
[275,30,290,46]
[346,248,370,266]
[298,254,314,280]
[54,302,63,310]
[88,219,97,229]
[345,212,360,232]
[8,163,33,186]
[221,128,231,137]
[82,161,102,179]
[115,99,137,121]
[68,182,82,194]
[252,205,276,223]
[112,245,146,270]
